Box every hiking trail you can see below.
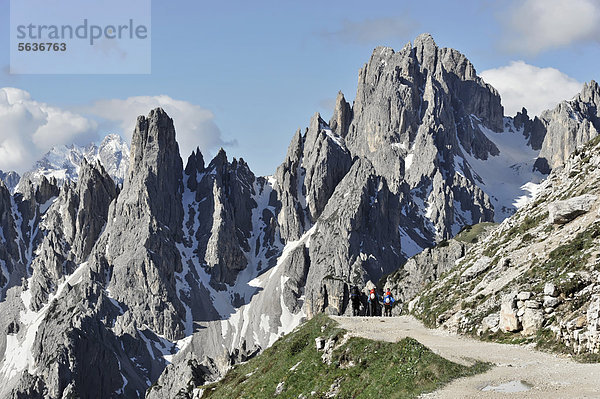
[332,315,600,398]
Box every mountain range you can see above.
[0,33,599,398]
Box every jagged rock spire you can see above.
[329,91,352,137]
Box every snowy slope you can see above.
[458,117,545,221]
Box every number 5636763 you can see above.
[18,43,66,51]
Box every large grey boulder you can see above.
[460,256,491,283]
[548,194,597,224]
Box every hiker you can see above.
[382,288,395,317]
[350,285,361,316]
[367,288,378,316]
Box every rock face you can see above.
[385,239,468,304]
[274,113,352,241]
[303,159,402,317]
[98,108,186,340]
[534,81,600,173]
[513,108,547,150]
[28,159,117,311]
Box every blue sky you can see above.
[0,0,599,175]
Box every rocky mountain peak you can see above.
[0,170,20,193]
[413,33,438,70]
[129,108,180,176]
[185,147,205,176]
[535,81,600,173]
[208,147,229,172]
[126,107,184,232]
[329,91,352,137]
[577,79,600,104]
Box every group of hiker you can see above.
[349,286,396,317]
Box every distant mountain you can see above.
[15,133,130,192]
[0,170,20,193]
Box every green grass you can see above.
[198,314,489,399]
[454,223,497,244]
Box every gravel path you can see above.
[332,315,600,398]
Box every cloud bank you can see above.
[481,61,583,117]
[502,0,600,55]
[0,89,230,174]
[0,88,98,173]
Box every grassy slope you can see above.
[199,315,488,399]
[453,223,498,244]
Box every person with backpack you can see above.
[382,288,395,317]
[350,285,361,316]
[367,288,378,317]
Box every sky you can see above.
[0,0,599,175]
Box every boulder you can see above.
[587,295,600,333]
[548,194,597,224]
[517,292,532,301]
[460,256,491,283]
[544,282,559,297]
[315,337,325,351]
[481,313,500,333]
[525,300,541,309]
[522,308,544,335]
[500,294,521,332]
[543,296,561,308]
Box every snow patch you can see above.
[398,227,423,259]
[405,154,414,170]
[459,119,545,221]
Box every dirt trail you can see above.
[332,315,600,398]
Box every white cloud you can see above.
[321,16,417,45]
[481,61,583,117]
[0,88,98,173]
[503,0,600,54]
[0,89,229,174]
[86,95,232,161]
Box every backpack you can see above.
[385,297,390,304]
[369,291,375,300]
